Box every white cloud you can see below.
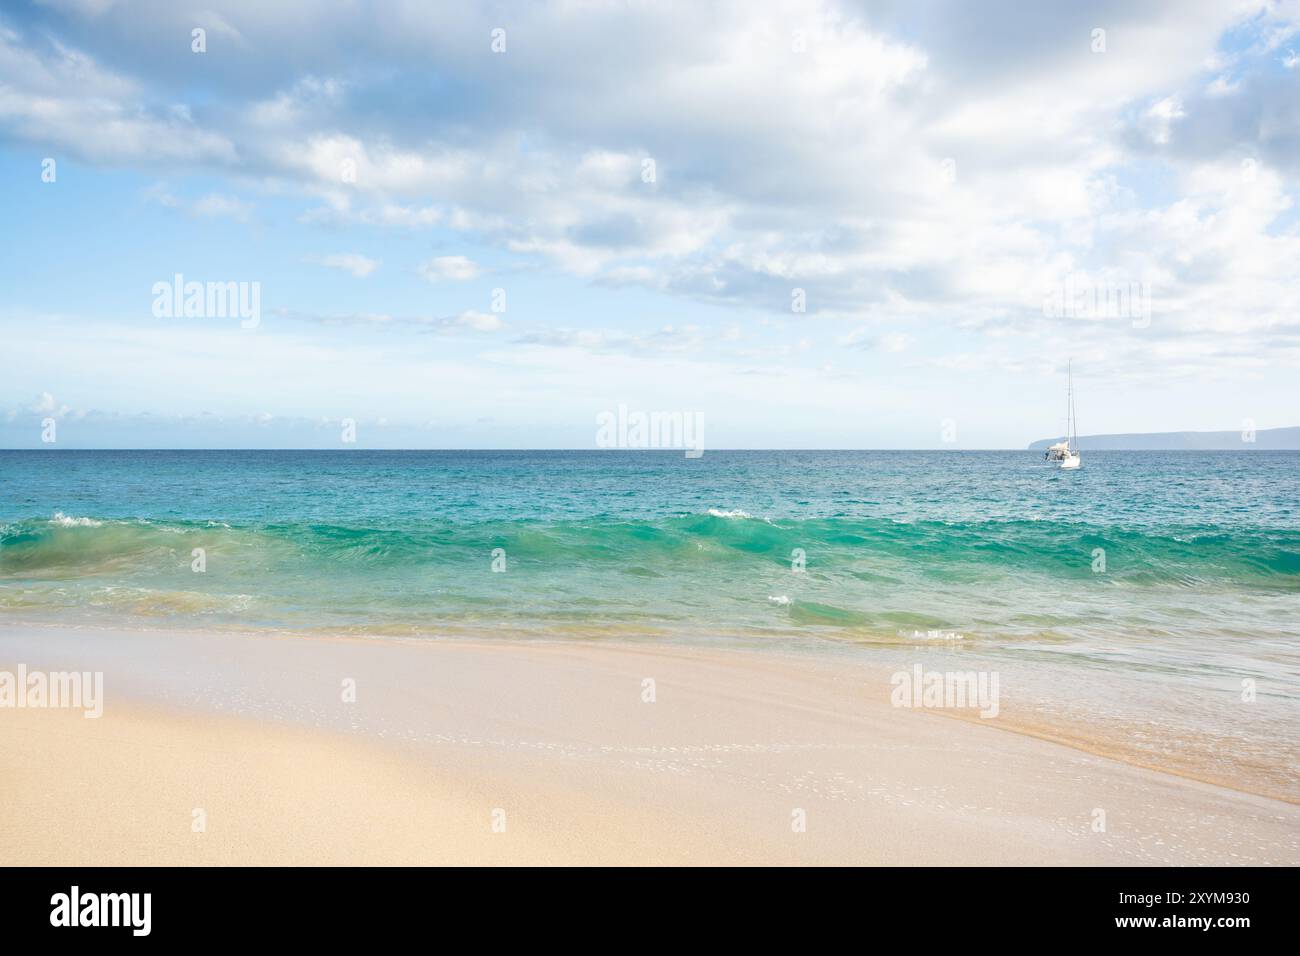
[31,391,65,415]
[0,27,236,165]
[143,184,253,220]
[418,255,481,282]
[2,0,1298,443]
[318,253,380,278]
[191,193,254,220]
[449,310,502,332]
[1141,96,1187,146]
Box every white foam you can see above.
[708,508,752,519]
[905,629,965,641]
[51,512,103,528]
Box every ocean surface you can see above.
[2,449,1298,797]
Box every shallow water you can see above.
[2,449,1297,797]
[2,450,1296,651]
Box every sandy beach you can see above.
[2,625,1296,866]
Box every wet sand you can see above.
[1,625,1296,865]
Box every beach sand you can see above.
[1,625,1297,866]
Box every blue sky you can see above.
[1,0,1298,448]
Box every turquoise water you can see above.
[4,449,1298,795]
[2,451,1297,664]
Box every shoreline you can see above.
[2,618,1295,804]
[2,623,1298,865]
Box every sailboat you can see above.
[1059,361,1081,470]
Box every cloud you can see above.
[30,391,70,416]
[417,255,481,282]
[143,184,253,220]
[269,307,502,333]
[0,25,237,165]
[444,310,502,332]
[1,0,1298,443]
[837,329,913,353]
[1140,96,1187,145]
[3,391,77,423]
[317,253,380,278]
[511,323,708,356]
[190,193,254,220]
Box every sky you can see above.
[1,0,1298,449]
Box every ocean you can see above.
[2,449,1298,797]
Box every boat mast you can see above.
[1066,360,1073,452]
[1072,376,1078,451]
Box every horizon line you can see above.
[3,447,1297,454]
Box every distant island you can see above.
[1028,425,1300,451]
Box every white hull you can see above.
[1060,452,1081,470]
